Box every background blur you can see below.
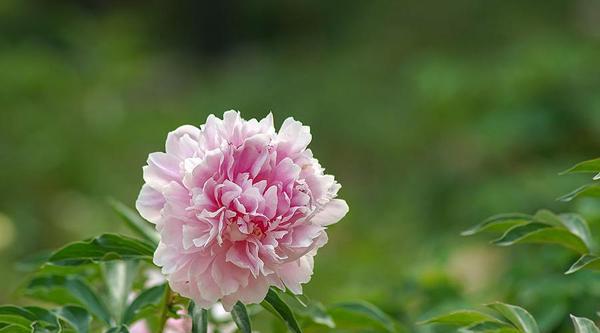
[2,0,600,332]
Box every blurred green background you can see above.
[2,0,600,331]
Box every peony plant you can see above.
[0,112,396,333]
[2,111,600,333]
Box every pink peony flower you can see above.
[136,111,348,310]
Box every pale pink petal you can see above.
[311,199,349,226]
[137,111,347,309]
[136,184,165,224]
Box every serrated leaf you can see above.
[27,275,112,325]
[262,289,302,333]
[48,234,154,266]
[487,302,539,333]
[122,284,166,325]
[558,184,600,202]
[329,301,397,333]
[571,315,600,333]
[108,199,159,247]
[566,255,600,274]
[231,302,252,333]
[492,223,589,254]
[560,158,600,175]
[462,214,532,236]
[420,310,501,326]
[189,301,208,333]
[55,306,91,333]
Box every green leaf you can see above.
[531,209,563,227]
[24,306,60,331]
[27,275,112,325]
[0,306,36,329]
[492,223,589,254]
[565,255,600,274]
[276,293,334,328]
[294,298,335,328]
[102,261,139,322]
[55,306,91,333]
[189,301,208,333]
[462,321,520,333]
[462,214,532,236]
[560,158,600,175]
[558,184,600,202]
[487,302,539,333]
[559,214,595,251]
[0,324,30,333]
[122,284,166,325]
[261,288,302,333]
[329,301,398,333]
[48,234,155,266]
[108,199,159,247]
[231,302,252,333]
[106,325,129,333]
[571,315,600,333]
[420,310,501,326]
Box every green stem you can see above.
[156,285,173,333]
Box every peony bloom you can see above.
[136,111,348,310]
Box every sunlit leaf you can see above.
[231,302,252,333]
[329,301,398,333]
[571,315,600,333]
[27,275,112,325]
[48,234,154,266]
[261,288,302,333]
[108,199,159,247]
[122,284,166,325]
[188,301,208,333]
[462,214,532,236]
[565,255,600,275]
[560,158,600,175]
[487,302,539,333]
[420,310,501,326]
[492,223,589,254]
[558,184,600,202]
[55,306,91,333]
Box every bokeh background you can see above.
[2,0,600,332]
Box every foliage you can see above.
[0,200,400,332]
[420,158,600,333]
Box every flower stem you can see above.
[157,285,173,333]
